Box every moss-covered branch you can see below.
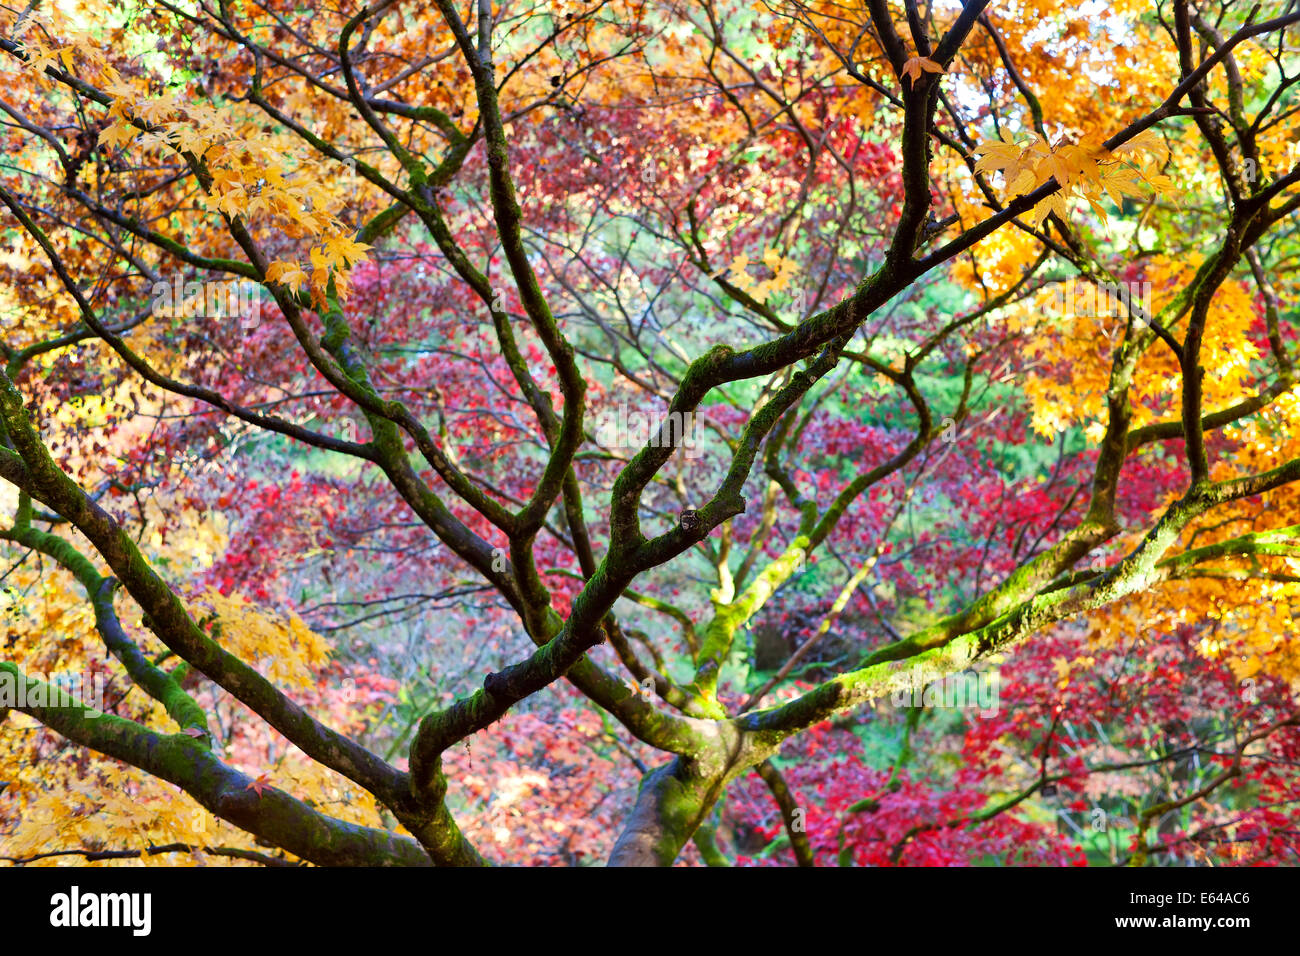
[0,663,432,866]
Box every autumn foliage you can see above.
[1,0,1300,867]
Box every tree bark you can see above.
[608,759,723,866]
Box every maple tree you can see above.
[1,0,1300,867]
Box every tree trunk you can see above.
[608,759,724,866]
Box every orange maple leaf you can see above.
[246,773,273,797]
[900,56,945,86]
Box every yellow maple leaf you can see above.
[97,121,137,150]
[974,132,1048,197]
[265,260,309,292]
[317,235,372,272]
[900,56,945,86]
[1112,129,1170,170]
[215,187,247,218]
[136,95,180,125]
[721,252,754,292]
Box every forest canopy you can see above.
[1,0,1299,868]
